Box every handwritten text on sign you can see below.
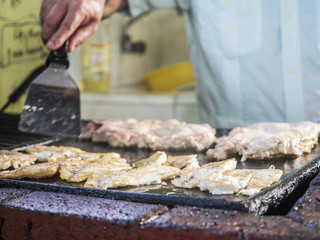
[1,21,47,67]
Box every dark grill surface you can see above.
[1,113,320,215]
[0,114,320,239]
[0,113,52,150]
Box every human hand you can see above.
[40,0,127,52]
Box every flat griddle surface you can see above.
[2,138,320,215]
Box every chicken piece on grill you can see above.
[79,152,121,161]
[60,157,132,182]
[197,169,255,195]
[206,121,320,161]
[197,167,283,196]
[197,169,253,195]
[47,152,122,166]
[132,151,199,169]
[132,151,167,168]
[238,167,283,196]
[80,118,216,151]
[172,157,282,195]
[165,154,199,169]
[25,144,85,162]
[0,162,59,179]
[172,158,237,188]
[84,165,181,189]
[0,150,37,170]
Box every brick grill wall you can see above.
[1,173,320,240]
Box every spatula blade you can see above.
[18,67,81,137]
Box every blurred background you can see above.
[0,1,200,123]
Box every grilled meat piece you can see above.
[60,157,132,182]
[197,170,253,195]
[0,162,59,179]
[172,159,237,188]
[80,118,216,151]
[132,151,199,169]
[238,167,283,196]
[132,151,167,168]
[172,157,282,195]
[78,152,121,161]
[84,165,181,189]
[197,167,282,196]
[25,144,85,162]
[207,122,320,161]
[47,152,122,167]
[165,154,199,169]
[0,150,37,170]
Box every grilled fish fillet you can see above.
[172,158,237,188]
[25,144,85,162]
[60,157,132,182]
[84,166,181,189]
[80,118,216,151]
[0,162,59,179]
[0,150,37,170]
[207,121,320,161]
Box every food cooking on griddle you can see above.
[172,159,237,189]
[25,144,85,162]
[84,166,181,189]
[0,162,59,179]
[0,144,283,196]
[3,119,320,196]
[132,151,199,169]
[80,118,217,151]
[172,158,283,196]
[59,156,132,182]
[207,121,320,161]
[164,154,200,169]
[132,151,167,168]
[0,150,37,170]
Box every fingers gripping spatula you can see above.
[18,42,81,137]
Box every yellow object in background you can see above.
[81,41,111,93]
[81,19,111,93]
[0,0,48,114]
[141,61,195,92]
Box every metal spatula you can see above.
[18,42,81,137]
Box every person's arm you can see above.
[40,0,128,52]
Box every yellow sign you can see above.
[0,0,48,113]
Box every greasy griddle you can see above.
[1,137,320,215]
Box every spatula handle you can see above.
[46,41,70,69]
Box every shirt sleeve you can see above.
[127,0,190,17]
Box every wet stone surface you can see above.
[310,171,320,186]
[143,206,320,240]
[0,187,320,239]
[3,191,168,223]
[287,185,320,231]
[0,188,30,202]
[0,207,146,240]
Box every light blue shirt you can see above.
[128,0,320,128]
